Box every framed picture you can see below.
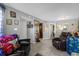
[14,20,19,25]
[10,11,16,18]
[27,22,33,28]
[6,19,12,25]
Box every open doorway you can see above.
[34,20,43,42]
[50,24,55,40]
[39,23,43,38]
[52,25,55,37]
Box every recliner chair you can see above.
[10,39,30,56]
[52,32,68,51]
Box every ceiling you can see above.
[4,3,79,21]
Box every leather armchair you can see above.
[52,32,68,51]
[10,39,30,56]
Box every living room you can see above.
[0,3,79,56]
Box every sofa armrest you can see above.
[18,39,30,46]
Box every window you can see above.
[0,6,4,36]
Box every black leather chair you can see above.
[52,32,68,51]
[10,39,30,56]
[5,34,30,56]
[18,39,30,56]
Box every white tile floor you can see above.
[29,39,69,56]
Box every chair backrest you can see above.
[11,34,19,43]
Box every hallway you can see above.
[29,39,68,56]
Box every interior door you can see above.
[39,23,43,38]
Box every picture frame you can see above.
[10,11,16,18]
[6,19,12,25]
[27,22,33,28]
[14,20,19,25]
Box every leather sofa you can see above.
[52,32,68,51]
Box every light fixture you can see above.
[63,26,67,29]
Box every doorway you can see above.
[39,23,43,38]
[34,20,43,42]
[52,25,55,37]
[50,24,55,39]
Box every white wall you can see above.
[19,18,27,39]
[4,6,27,39]
[43,22,51,39]
[27,20,36,43]
[43,19,79,39]
[43,22,56,39]
[4,6,36,43]
[4,6,25,39]
[55,19,78,37]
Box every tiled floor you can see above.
[29,39,69,56]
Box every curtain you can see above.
[0,4,5,36]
